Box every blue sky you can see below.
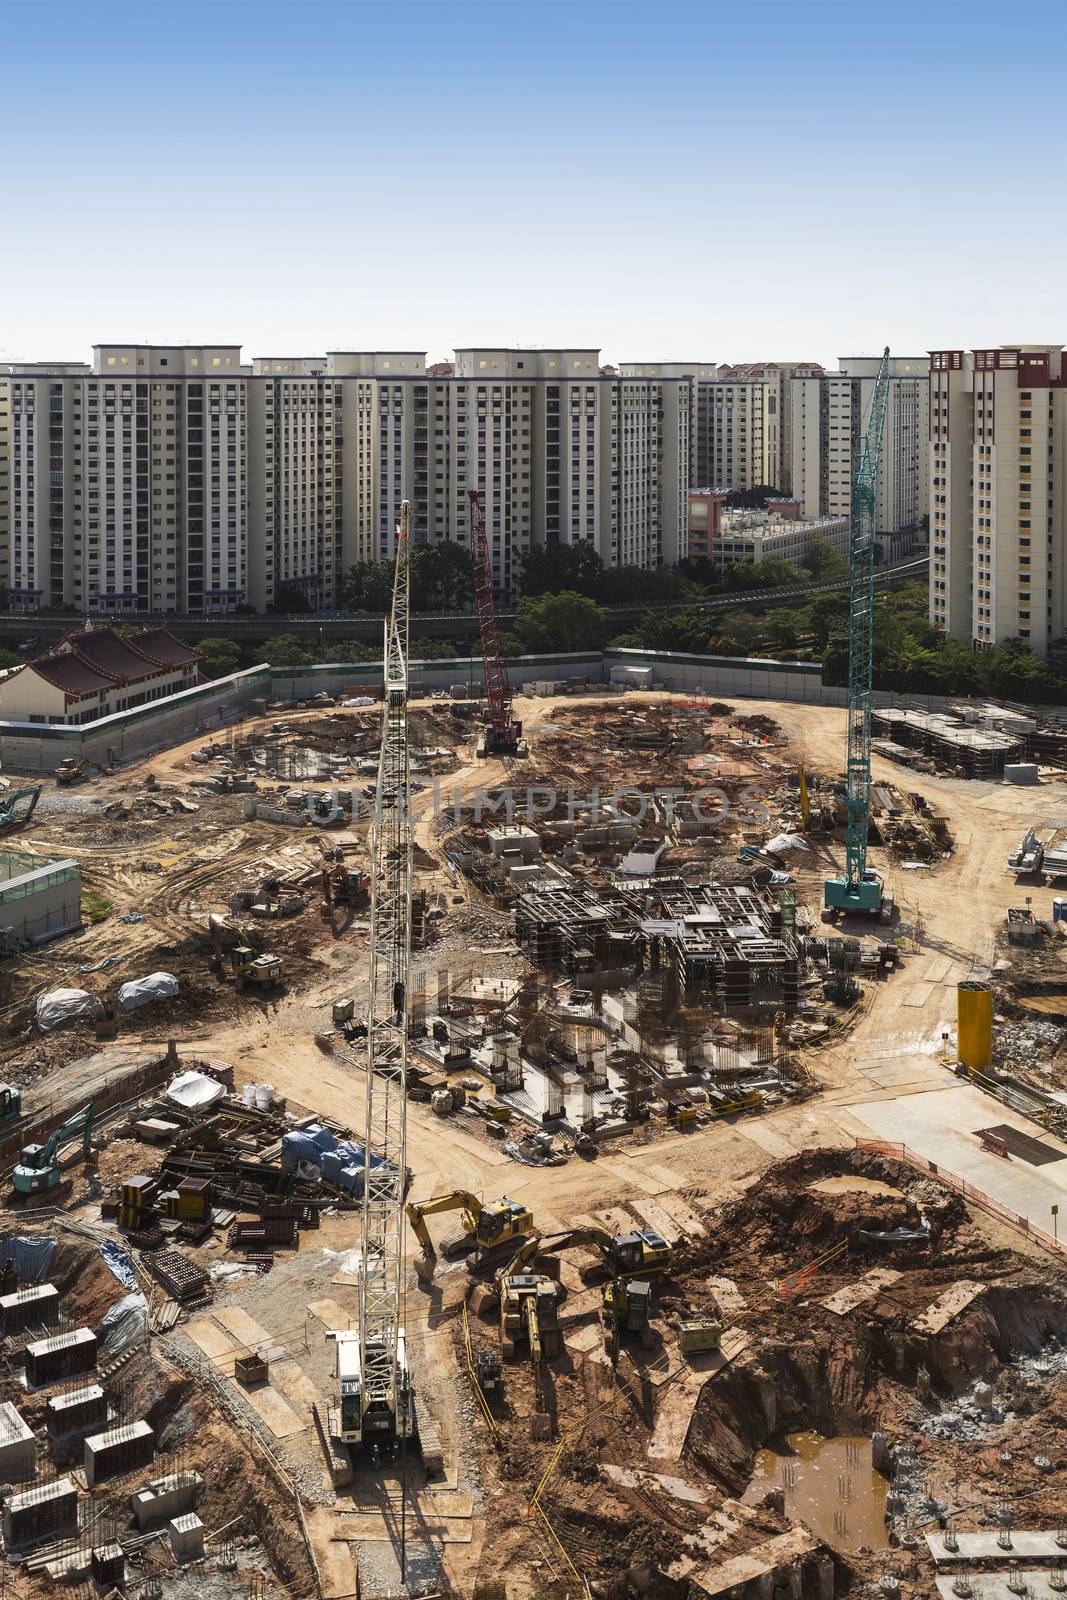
[4,0,1066,367]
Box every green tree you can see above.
[269,633,315,669]
[271,582,314,615]
[195,637,241,679]
[519,541,604,598]
[513,591,609,652]
[343,560,396,614]
[802,537,847,581]
[411,543,473,611]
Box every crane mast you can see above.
[352,499,415,1449]
[467,488,524,757]
[824,348,892,919]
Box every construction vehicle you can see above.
[0,1085,22,1125]
[529,1224,673,1281]
[13,1102,95,1194]
[603,1278,655,1354]
[54,759,108,785]
[474,1348,502,1395]
[320,852,370,907]
[823,347,894,922]
[0,786,42,832]
[329,502,417,1456]
[230,947,285,993]
[467,488,527,758]
[499,1270,560,1361]
[406,1191,535,1279]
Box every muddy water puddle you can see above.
[808,1176,903,1199]
[748,1432,889,1553]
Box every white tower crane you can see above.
[333,501,416,1451]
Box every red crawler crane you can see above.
[467,488,525,757]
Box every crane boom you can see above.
[355,498,415,1449]
[824,347,892,917]
[467,488,524,757]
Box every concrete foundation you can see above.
[0,1282,60,1337]
[84,1420,154,1488]
[131,1469,203,1530]
[169,1511,205,1563]
[2,1476,78,1549]
[46,1382,108,1438]
[0,1401,37,1481]
[25,1326,97,1387]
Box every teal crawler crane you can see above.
[824,348,893,921]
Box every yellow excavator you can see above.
[406,1191,535,1280]
[534,1223,672,1280]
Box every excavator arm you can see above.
[406,1191,482,1269]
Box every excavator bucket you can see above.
[413,1251,437,1284]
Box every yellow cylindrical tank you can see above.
[957,981,993,1071]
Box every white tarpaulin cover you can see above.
[36,988,103,1031]
[762,833,811,856]
[117,971,179,1011]
[166,1070,226,1110]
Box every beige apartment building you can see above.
[930,345,1067,655]
[1,344,690,613]
[788,357,929,545]
[622,362,779,494]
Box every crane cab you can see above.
[330,1329,415,1452]
[823,868,885,918]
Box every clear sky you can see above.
[4,0,1066,370]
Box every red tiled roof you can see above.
[133,628,203,667]
[67,629,164,683]
[28,655,115,696]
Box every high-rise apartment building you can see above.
[1,344,689,613]
[930,345,1067,654]
[622,362,779,494]
[788,357,929,547]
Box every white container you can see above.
[243,1083,256,1107]
[255,1084,273,1110]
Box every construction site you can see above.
[0,385,1063,1599]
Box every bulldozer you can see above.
[406,1191,535,1280]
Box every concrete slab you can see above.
[341,1492,474,1519]
[642,1164,686,1190]
[821,1268,903,1317]
[851,1082,1067,1235]
[936,1578,1066,1600]
[911,1281,984,1335]
[927,1530,1067,1562]
[594,1206,642,1237]
[601,1463,708,1504]
[902,981,936,1008]
[595,1158,674,1196]
[673,1526,817,1594]
[564,1323,605,1354]
[922,957,953,984]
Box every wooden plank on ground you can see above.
[185,1318,238,1374]
[707,1276,746,1314]
[341,1492,474,1518]
[821,1268,902,1317]
[212,1306,288,1363]
[654,1192,707,1237]
[595,1158,674,1196]
[307,1298,355,1330]
[902,981,935,1009]
[642,1163,685,1190]
[911,1281,984,1336]
[594,1206,642,1237]
[647,1331,749,1462]
[625,1198,682,1245]
[922,956,953,984]
[270,1358,322,1420]
[241,1381,306,1440]
[304,1506,359,1600]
